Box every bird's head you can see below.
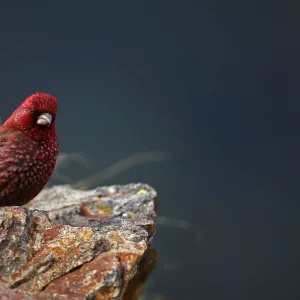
[2,92,59,141]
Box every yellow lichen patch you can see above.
[95,205,111,214]
[136,189,148,195]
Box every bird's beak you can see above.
[37,113,53,127]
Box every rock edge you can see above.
[0,183,157,300]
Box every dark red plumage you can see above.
[0,92,59,206]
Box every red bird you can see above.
[0,92,59,206]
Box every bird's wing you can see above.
[0,127,35,202]
[0,126,36,171]
[0,127,28,153]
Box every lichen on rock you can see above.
[0,183,157,299]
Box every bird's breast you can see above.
[0,136,58,206]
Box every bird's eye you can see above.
[30,109,35,113]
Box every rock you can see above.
[0,183,158,299]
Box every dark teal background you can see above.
[0,1,299,299]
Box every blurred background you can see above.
[0,1,299,299]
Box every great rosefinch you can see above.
[0,92,59,206]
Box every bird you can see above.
[0,92,59,206]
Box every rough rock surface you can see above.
[0,183,157,299]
